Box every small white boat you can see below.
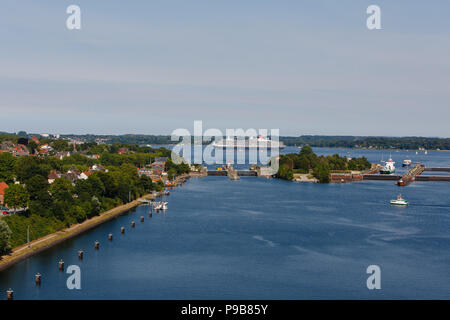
[161,201,168,210]
[154,202,163,210]
[390,195,408,206]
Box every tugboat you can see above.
[402,159,412,167]
[390,195,408,206]
[380,157,396,174]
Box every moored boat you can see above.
[402,159,412,167]
[380,157,396,174]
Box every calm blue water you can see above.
[1,148,449,299]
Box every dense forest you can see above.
[275,146,372,183]
[0,142,189,252]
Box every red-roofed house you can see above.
[0,182,9,206]
[79,171,92,180]
[48,170,62,184]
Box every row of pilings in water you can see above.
[5,206,154,300]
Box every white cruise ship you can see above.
[212,136,285,150]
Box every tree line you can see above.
[280,136,450,150]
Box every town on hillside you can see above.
[0,132,190,219]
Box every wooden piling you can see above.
[78,250,84,260]
[6,289,13,300]
[149,212,152,217]
[35,273,42,285]
[58,259,64,271]
[140,216,144,222]
[131,221,135,228]
[121,227,125,234]
[108,233,113,241]
[94,241,100,249]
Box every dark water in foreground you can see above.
[1,148,449,299]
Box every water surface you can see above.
[1,148,449,299]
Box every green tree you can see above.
[0,220,12,254]
[26,175,53,217]
[14,157,49,183]
[4,184,29,213]
[27,140,38,154]
[0,152,16,183]
[49,178,74,203]
[313,162,330,183]
[137,175,153,192]
[167,168,177,181]
[276,164,294,180]
[26,175,49,200]
[52,139,70,152]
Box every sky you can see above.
[0,0,449,137]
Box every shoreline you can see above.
[0,193,155,272]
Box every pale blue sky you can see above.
[0,0,449,136]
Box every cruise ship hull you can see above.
[213,145,284,150]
